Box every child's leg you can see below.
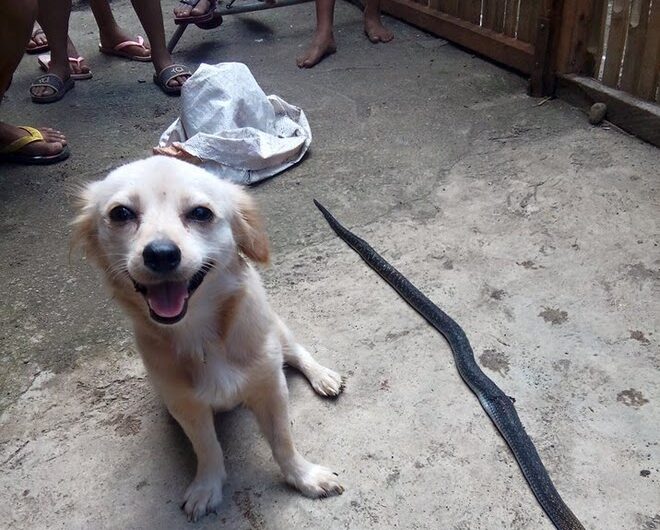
[91,0,151,59]
[296,0,337,69]
[130,0,189,89]
[364,0,393,43]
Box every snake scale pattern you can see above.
[314,200,584,530]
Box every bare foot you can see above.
[174,0,213,19]
[364,15,394,43]
[0,123,67,158]
[296,31,336,68]
[99,25,151,60]
[26,23,48,52]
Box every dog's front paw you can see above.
[182,472,225,522]
[287,463,345,498]
[309,366,345,398]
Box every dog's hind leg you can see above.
[277,318,344,398]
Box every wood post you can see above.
[529,0,560,96]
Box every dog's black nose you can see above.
[142,240,181,273]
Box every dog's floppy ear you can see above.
[70,183,102,263]
[231,189,270,265]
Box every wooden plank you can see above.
[458,0,482,25]
[554,0,595,74]
[557,73,660,146]
[635,0,660,99]
[517,0,540,42]
[429,0,458,15]
[483,0,507,32]
[620,0,651,93]
[381,0,535,72]
[504,0,521,36]
[586,0,607,76]
[602,0,632,87]
[554,0,578,69]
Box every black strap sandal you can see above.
[30,73,74,104]
[153,64,192,96]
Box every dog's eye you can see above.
[109,205,137,223]
[187,206,214,222]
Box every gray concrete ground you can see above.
[1,1,658,529]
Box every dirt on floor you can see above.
[1,1,658,529]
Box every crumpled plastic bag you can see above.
[156,62,312,184]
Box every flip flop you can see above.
[153,64,191,96]
[99,35,152,62]
[37,53,93,80]
[174,0,217,25]
[26,28,50,55]
[0,126,69,165]
[30,73,75,104]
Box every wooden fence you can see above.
[380,0,660,143]
[556,0,660,102]
[380,0,557,95]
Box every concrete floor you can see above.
[1,1,658,529]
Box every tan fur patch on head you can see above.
[71,184,146,318]
[70,185,105,268]
[231,190,270,265]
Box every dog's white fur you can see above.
[73,156,344,521]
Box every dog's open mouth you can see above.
[131,264,212,325]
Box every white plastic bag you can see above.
[158,62,312,184]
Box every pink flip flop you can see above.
[38,53,92,80]
[99,36,152,62]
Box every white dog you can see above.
[72,156,344,521]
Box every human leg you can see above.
[91,0,151,61]
[0,0,68,162]
[30,0,74,101]
[130,0,191,92]
[363,0,393,43]
[296,0,337,69]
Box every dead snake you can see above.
[314,200,584,530]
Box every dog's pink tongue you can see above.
[146,282,188,318]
